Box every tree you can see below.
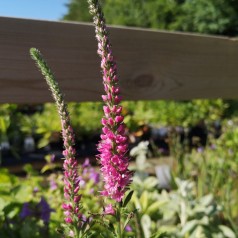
[63,0,238,36]
[63,0,93,22]
[173,0,238,35]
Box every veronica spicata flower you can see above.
[88,0,133,202]
[30,48,82,236]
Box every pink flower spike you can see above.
[88,0,133,203]
[30,48,83,236]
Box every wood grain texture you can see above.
[0,16,238,103]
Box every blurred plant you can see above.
[20,115,37,153]
[20,115,36,136]
[167,119,238,235]
[0,168,58,238]
[34,103,61,149]
[0,115,11,163]
[0,106,26,163]
[69,102,103,137]
[41,154,62,174]
[157,179,235,238]
[131,189,166,238]
[130,141,151,173]
[131,173,236,238]
[0,115,10,143]
[122,99,227,129]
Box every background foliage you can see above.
[64,0,238,36]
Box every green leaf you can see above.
[123,190,134,207]
[140,191,149,211]
[219,225,236,238]
[141,214,151,238]
[199,194,213,206]
[108,222,115,233]
[169,172,178,190]
[180,220,198,236]
[143,177,159,189]
[150,231,168,238]
[0,198,9,214]
[146,200,167,215]
[55,227,64,234]
[3,202,21,219]
[23,164,38,176]
[81,219,89,234]
[132,192,141,211]
[37,137,50,148]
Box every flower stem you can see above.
[117,203,123,238]
[30,48,82,237]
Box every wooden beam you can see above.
[0,16,238,103]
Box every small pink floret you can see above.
[104,204,115,215]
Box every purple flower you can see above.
[81,158,100,184]
[50,154,55,162]
[38,197,54,223]
[49,179,58,191]
[20,203,32,219]
[197,147,204,153]
[82,158,90,168]
[33,187,39,193]
[20,197,54,223]
[125,225,132,232]
[89,169,100,184]
[210,144,216,150]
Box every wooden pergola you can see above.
[0,16,238,104]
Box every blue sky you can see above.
[0,0,69,21]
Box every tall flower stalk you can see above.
[87,0,133,237]
[30,48,83,237]
[87,0,132,204]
